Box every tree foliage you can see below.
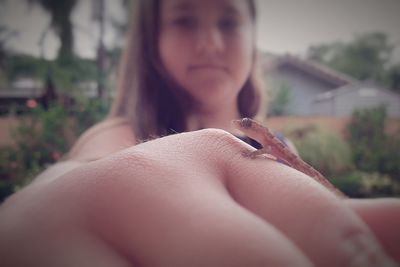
[307,32,400,92]
[0,24,18,87]
[0,99,109,202]
[268,82,292,116]
[0,25,17,66]
[347,106,400,180]
[3,53,97,93]
[289,126,353,179]
[27,0,78,59]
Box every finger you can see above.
[222,136,397,267]
[345,198,400,263]
[83,133,313,267]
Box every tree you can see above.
[347,105,400,180]
[307,32,400,92]
[386,64,400,92]
[91,0,107,99]
[268,82,292,116]
[0,24,18,87]
[91,0,132,99]
[27,0,78,60]
[0,23,18,65]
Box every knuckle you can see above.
[196,128,242,152]
[192,129,250,173]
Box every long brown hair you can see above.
[110,0,265,140]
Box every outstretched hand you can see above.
[0,129,398,266]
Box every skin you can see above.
[0,129,398,267]
[345,198,400,263]
[1,0,399,266]
[158,0,254,133]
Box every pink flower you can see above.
[52,151,61,161]
[26,99,38,109]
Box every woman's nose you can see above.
[195,27,224,55]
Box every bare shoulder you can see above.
[68,116,136,161]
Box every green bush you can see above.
[359,172,400,197]
[0,99,109,202]
[268,82,292,116]
[330,171,364,197]
[287,115,400,198]
[347,106,400,181]
[331,171,400,198]
[0,147,18,202]
[72,98,110,136]
[380,134,400,182]
[347,106,386,172]
[5,54,97,93]
[316,106,400,198]
[289,126,354,179]
[0,105,70,192]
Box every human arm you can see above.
[1,128,397,266]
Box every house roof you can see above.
[313,82,400,102]
[0,78,97,99]
[0,78,44,98]
[263,54,358,87]
[0,88,43,98]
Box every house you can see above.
[0,77,99,115]
[0,78,44,114]
[264,54,357,116]
[313,83,400,117]
[1,54,399,118]
[264,54,400,118]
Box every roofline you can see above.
[313,82,400,102]
[263,54,358,86]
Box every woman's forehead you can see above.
[161,0,250,16]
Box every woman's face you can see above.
[159,0,254,111]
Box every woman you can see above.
[0,0,398,266]
[68,0,266,161]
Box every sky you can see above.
[1,0,400,61]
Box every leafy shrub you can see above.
[0,147,18,202]
[330,171,364,197]
[287,114,400,198]
[289,126,353,179]
[359,172,400,197]
[347,106,400,180]
[72,98,109,136]
[0,99,109,202]
[331,171,400,198]
[379,133,400,182]
[4,54,97,92]
[268,82,292,116]
[347,106,386,172]
[1,105,70,190]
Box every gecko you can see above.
[232,118,346,198]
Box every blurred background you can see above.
[0,0,399,201]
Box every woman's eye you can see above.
[172,17,197,29]
[218,18,239,32]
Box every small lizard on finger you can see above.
[232,118,346,198]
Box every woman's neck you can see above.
[186,104,243,135]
